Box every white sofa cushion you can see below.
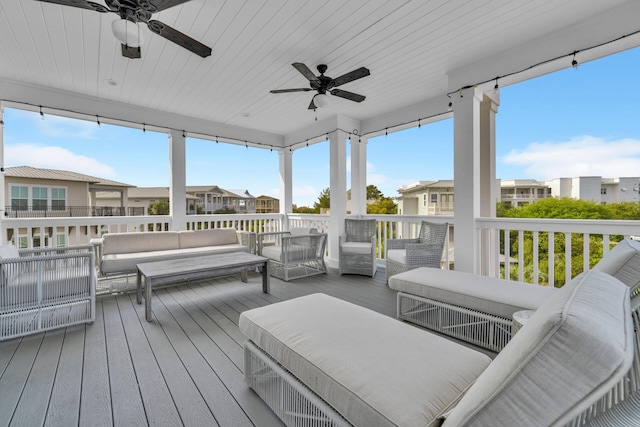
[261,244,314,263]
[389,267,557,319]
[340,241,372,255]
[289,227,318,236]
[240,293,491,427]
[592,238,640,295]
[444,270,634,426]
[178,229,238,248]
[102,231,179,255]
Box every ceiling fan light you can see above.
[111,19,144,47]
[314,93,331,108]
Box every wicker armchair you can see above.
[339,219,377,277]
[258,228,327,281]
[385,221,448,282]
[0,244,96,341]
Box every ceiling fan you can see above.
[34,0,212,59]
[271,63,370,110]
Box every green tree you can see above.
[367,197,398,214]
[148,200,169,215]
[366,185,383,200]
[215,207,237,214]
[313,188,331,212]
[293,205,317,214]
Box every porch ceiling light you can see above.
[314,93,331,109]
[111,19,144,47]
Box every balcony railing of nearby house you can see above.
[2,212,638,290]
[500,193,551,200]
[4,206,146,218]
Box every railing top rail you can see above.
[476,217,640,234]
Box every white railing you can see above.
[477,217,640,287]
[4,212,639,289]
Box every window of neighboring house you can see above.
[423,194,427,207]
[430,193,438,203]
[56,233,66,247]
[10,186,28,210]
[601,188,607,195]
[51,188,66,210]
[33,187,48,210]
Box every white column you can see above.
[350,136,368,215]
[453,87,483,273]
[0,104,5,236]
[279,149,293,230]
[479,92,499,275]
[168,129,187,231]
[328,130,348,267]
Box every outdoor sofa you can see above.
[388,237,640,352]
[91,228,254,277]
[239,270,634,426]
[0,245,96,341]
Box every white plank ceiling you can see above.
[0,0,639,145]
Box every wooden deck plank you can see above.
[45,325,86,427]
[0,337,19,376]
[115,294,183,426]
[10,329,65,426]
[165,285,284,426]
[80,300,113,426]
[102,297,149,426]
[0,334,43,426]
[154,288,259,427]
[137,294,219,426]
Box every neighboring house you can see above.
[225,189,257,213]
[4,166,134,218]
[256,195,280,213]
[398,176,640,214]
[96,187,200,215]
[397,180,455,215]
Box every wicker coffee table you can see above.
[136,252,269,321]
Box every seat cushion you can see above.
[240,293,491,427]
[387,248,407,264]
[340,242,372,255]
[444,270,634,426]
[178,229,238,248]
[103,232,179,255]
[261,244,314,263]
[389,267,557,319]
[593,238,640,295]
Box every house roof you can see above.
[96,187,200,200]
[0,1,637,147]
[398,180,455,193]
[5,166,133,188]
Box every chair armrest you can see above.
[236,231,256,254]
[405,243,443,269]
[386,238,420,251]
[257,231,290,255]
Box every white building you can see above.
[398,176,640,214]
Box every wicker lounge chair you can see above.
[258,228,327,281]
[339,218,377,277]
[385,220,448,282]
[0,244,96,341]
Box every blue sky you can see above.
[4,46,639,207]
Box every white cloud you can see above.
[34,114,99,139]
[502,136,640,179]
[6,144,116,178]
[293,185,318,206]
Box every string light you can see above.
[142,123,146,132]
[494,77,499,93]
[39,106,44,119]
[418,119,421,128]
[215,136,219,144]
[96,115,100,126]
[447,94,452,111]
[182,130,186,138]
[571,52,579,69]
[385,128,388,137]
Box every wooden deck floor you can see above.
[0,268,401,427]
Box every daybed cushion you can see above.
[592,238,640,295]
[178,229,238,249]
[443,270,634,426]
[239,293,491,427]
[389,267,557,319]
[102,231,179,255]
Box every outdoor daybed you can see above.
[388,237,640,351]
[91,228,254,277]
[239,270,634,426]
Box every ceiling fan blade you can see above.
[147,20,212,58]
[292,63,319,82]
[34,0,110,13]
[270,88,313,94]
[308,98,317,110]
[330,88,366,103]
[146,0,192,12]
[121,44,141,59]
[331,67,370,87]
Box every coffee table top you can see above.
[137,252,268,279]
